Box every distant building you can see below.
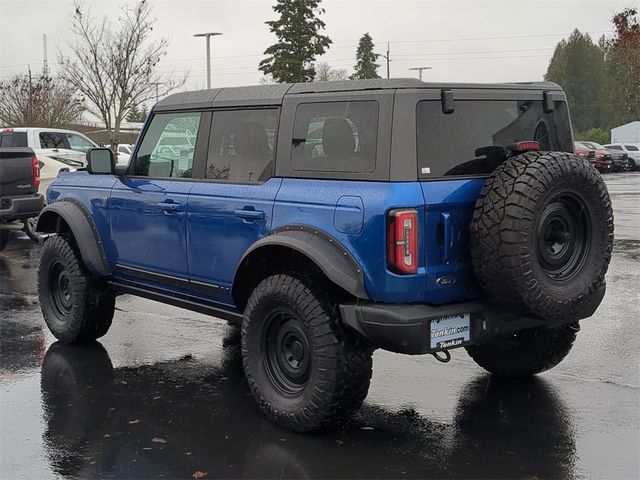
[611,121,640,143]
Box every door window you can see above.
[625,145,639,151]
[66,133,96,152]
[206,109,279,183]
[133,112,201,178]
[39,131,69,149]
[291,101,378,173]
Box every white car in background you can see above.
[603,143,640,170]
[113,143,134,165]
[0,127,97,193]
[0,127,98,240]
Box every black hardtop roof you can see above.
[153,79,563,111]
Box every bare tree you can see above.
[0,71,84,127]
[58,0,186,151]
[314,62,348,81]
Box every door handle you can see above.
[156,201,182,212]
[440,212,453,263]
[234,208,265,221]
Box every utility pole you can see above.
[381,42,391,79]
[409,66,432,81]
[42,33,48,77]
[150,82,163,103]
[193,32,223,89]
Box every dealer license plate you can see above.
[430,314,471,350]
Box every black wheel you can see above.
[465,323,579,377]
[38,235,115,343]
[241,274,373,431]
[470,152,614,320]
[0,230,8,251]
[24,216,40,242]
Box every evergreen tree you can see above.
[351,33,380,79]
[126,103,148,122]
[259,0,332,83]
[544,29,606,132]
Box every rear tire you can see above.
[466,323,579,377]
[38,235,115,344]
[241,274,373,431]
[470,151,614,320]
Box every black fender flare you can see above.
[234,225,369,301]
[36,199,111,276]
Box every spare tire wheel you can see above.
[470,151,614,320]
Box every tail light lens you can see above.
[387,208,418,274]
[32,157,40,189]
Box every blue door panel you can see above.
[109,178,193,279]
[187,178,282,304]
[421,179,485,303]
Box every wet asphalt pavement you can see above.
[1,173,639,480]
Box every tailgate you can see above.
[0,148,37,197]
[421,178,485,304]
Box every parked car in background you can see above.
[603,143,640,171]
[0,127,96,194]
[111,144,135,165]
[0,147,44,249]
[574,141,612,173]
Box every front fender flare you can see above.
[36,199,110,276]
[235,225,369,300]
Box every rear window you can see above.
[417,100,573,178]
[0,131,27,147]
[291,101,378,173]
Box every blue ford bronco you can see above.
[36,79,613,431]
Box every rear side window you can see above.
[0,131,27,147]
[133,112,201,178]
[40,131,69,149]
[206,108,278,183]
[416,100,573,178]
[291,101,378,173]
[626,145,639,151]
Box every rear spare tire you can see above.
[470,151,613,320]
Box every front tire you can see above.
[38,235,115,343]
[465,323,579,377]
[241,274,373,431]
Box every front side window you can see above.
[66,133,96,152]
[133,112,201,178]
[291,101,378,173]
[206,109,279,183]
[625,145,639,151]
[416,100,573,178]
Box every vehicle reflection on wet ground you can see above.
[1,173,639,479]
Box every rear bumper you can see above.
[340,286,605,355]
[0,194,44,222]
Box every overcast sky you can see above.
[0,0,632,101]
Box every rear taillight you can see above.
[513,141,540,151]
[32,157,40,188]
[387,208,418,274]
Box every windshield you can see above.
[417,100,573,178]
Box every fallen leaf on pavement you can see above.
[128,419,140,424]
[152,437,167,443]
[192,471,207,479]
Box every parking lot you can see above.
[1,172,638,479]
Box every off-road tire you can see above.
[0,230,8,251]
[38,235,115,343]
[465,323,579,377]
[470,151,614,320]
[241,274,373,431]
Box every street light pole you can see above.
[409,66,433,81]
[193,32,223,89]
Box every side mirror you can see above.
[86,148,115,175]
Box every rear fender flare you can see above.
[36,199,110,276]
[234,225,369,301]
